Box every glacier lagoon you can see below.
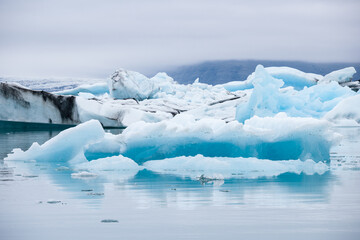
[1,126,360,240]
[1,65,360,239]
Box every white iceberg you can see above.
[222,66,322,91]
[319,67,356,84]
[75,155,141,172]
[108,69,157,100]
[324,94,360,125]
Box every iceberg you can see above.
[235,65,355,123]
[0,82,80,125]
[222,66,357,92]
[75,155,141,172]
[319,67,356,84]
[5,120,104,162]
[6,113,337,162]
[108,69,157,100]
[222,66,322,91]
[324,94,360,125]
[56,82,109,96]
[0,82,183,127]
[116,113,337,163]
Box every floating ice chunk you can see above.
[5,120,105,162]
[150,72,178,95]
[222,66,321,91]
[221,80,254,92]
[265,67,322,89]
[76,96,174,128]
[74,155,141,182]
[75,155,141,172]
[75,97,125,127]
[83,133,122,161]
[236,65,285,122]
[46,199,62,204]
[320,67,356,84]
[324,94,360,125]
[101,219,119,223]
[144,155,329,179]
[117,113,337,163]
[55,82,109,96]
[71,171,98,178]
[108,69,156,100]
[78,92,96,99]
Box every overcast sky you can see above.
[0,0,359,77]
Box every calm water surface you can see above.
[0,127,360,240]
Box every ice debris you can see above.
[101,219,118,223]
[71,171,98,179]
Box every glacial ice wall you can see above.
[0,82,80,125]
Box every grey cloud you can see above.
[0,0,359,77]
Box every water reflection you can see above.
[2,127,359,208]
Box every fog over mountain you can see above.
[166,60,360,85]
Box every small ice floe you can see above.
[56,166,71,171]
[71,171,98,179]
[87,192,104,196]
[0,167,14,176]
[198,174,224,185]
[47,199,62,204]
[0,178,14,181]
[101,219,118,223]
[22,175,38,178]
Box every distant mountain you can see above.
[167,60,360,85]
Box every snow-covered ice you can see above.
[319,67,356,84]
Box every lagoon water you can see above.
[1,127,360,240]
